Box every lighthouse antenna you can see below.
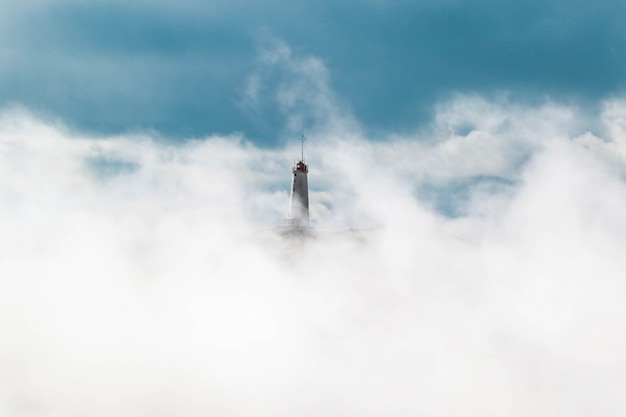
[301,134,306,162]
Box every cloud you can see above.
[241,36,359,141]
[1,94,626,416]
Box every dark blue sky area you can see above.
[1,0,625,144]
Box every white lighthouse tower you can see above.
[284,135,311,229]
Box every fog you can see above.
[2,97,626,416]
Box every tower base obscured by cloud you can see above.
[2,97,626,416]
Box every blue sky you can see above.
[2,0,625,144]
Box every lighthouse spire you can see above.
[283,135,311,229]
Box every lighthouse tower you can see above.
[284,136,310,229]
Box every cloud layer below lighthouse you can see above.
[2,96,626,416]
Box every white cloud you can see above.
[241,35,360,141]
[1,96,626,416]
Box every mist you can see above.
[2,96,626,416]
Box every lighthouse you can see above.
[284,136,310,229]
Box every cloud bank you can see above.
[1,94,626,416]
